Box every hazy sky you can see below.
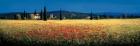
[0,0,140,13]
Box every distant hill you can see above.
[48,11,90,19]
[0,11,140,19]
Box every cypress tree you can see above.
[21,10,26,20]
[59,9,63,20]
[43,6,47,21]
[34,10,37,15]
[24,10,27,20]
[14,15,17,20]
[90,11,93,20]
[40,10,43,20]
[25,11,28,19]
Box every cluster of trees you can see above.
[12,7,64,21]
[11,7,48,21]
[89,13,140,20]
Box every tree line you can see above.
[0,7,140,20]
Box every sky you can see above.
[0,0,140,13]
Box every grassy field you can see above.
[0,19,140,46]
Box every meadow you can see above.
[0,19,140,46]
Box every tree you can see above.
[59,9,63,20]
[25,11,29,19]
[14,15,18,19]
[43,6,47,21]
[40,10,43,20]
[24,10,27,19]
[34,10,37,15]
[89,11,93,20]
[21,10,26,20]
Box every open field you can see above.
[0,19,140,46]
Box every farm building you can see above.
[30,14,41,20]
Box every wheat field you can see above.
[0,19,140,46]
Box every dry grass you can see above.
[0,19,140,46]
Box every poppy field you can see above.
[0,19,140,46]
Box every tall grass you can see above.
[0,19,140,46]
